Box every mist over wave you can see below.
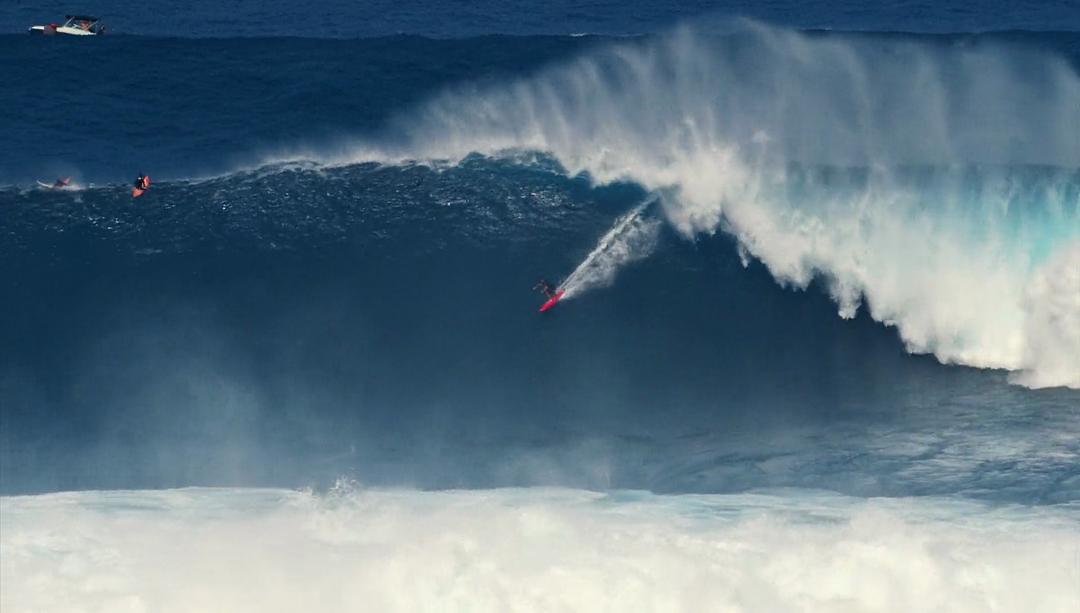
[323,21,1080,387]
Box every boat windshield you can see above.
[63,16,99,30]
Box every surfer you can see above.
[533,279,557,299]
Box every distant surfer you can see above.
[533,279,558,299]
[534,279,566,312]
[132,173,151,198]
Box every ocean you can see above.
[1,1,1079,611]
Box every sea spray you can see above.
[560,199,660,299]
[378,21,1080,387]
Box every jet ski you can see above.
[29,15,105,36]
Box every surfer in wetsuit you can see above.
[134,173,149,191]
[52,177,71,189]
[533,279,557,299]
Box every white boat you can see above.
[29,15,105,36]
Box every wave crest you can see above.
[367,21,1080,387]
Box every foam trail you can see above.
[365,21,1080,388]
[560,199,660,299]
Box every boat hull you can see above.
[29,25,99,36]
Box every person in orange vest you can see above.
[134,173,150,192]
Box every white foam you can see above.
[1011,243,1080,388]
[2,486,1078,612]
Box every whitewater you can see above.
[4,486,1079,612]
[304,21,1080,388]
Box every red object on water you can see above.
[538,290,565,313]
[132,175,151,198]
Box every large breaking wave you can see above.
[322,22,1080,387]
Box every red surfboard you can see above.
[539,290,565,313]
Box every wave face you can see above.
[364,23,1080,387]
[3,160,1079,499]
[1,25,1079,499]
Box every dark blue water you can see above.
[7,0,1080,37]
[1,2,1078,502]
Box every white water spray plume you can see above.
[349,20,1079,388]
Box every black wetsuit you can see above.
[536,281,557,299]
